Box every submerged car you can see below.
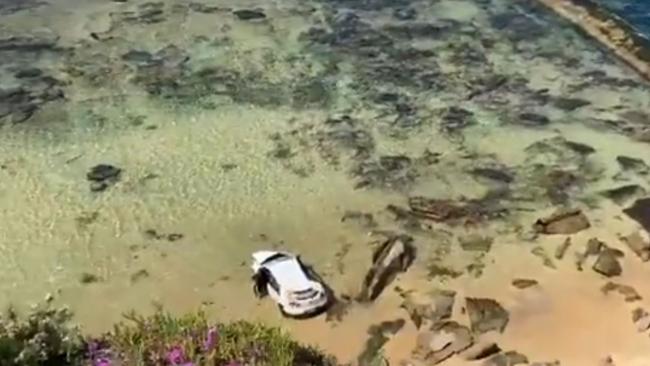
[251,250,331,318]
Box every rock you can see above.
[402,289,456,328]
[459,235,494,252]
[121,49,155,66]
[87,165,121,182]
[465,298,509,334]
[562,140,596,155]
[233,9,266,20]
[518,112,550,126]
[484,351,529,366]
[460,341,501,361]
[592,248,623,277]
[575,238,606,271]
[632,308,650,332]
[553,97,591,111]
[531,247,556,269]
[470,167,514,183]
[623,198,650,234]
[542,169,580,204]
[616,155,648,174]
[393,7,417,20]
[530,362,560,366]
[0,0,47,15]
[601,282,642,302]
[358,234,416,302]
[14,68,43,78]
[188,2,226,13]
[554,237,572,259]
[512,279,538,289]
[80,273,100,284]
[601,185,647,205]
[341,210,377,229]
[440,107,475,133]
[632,307,648,322]
[352,155,417,191]
[86,164,122,192]
[406,195,506,225]
[358,319,405,366]
[620,232,650,261]
[533,208,590,235]
[130,269,150,283]
[413,321,473,365]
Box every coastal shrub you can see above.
[100,309,336,366]
[0,305,85,366]
[0,303,336,366]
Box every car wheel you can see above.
[278,304,289,317]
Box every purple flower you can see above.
[167,346,187,365]
[203,327,218,352]
[95,358,112,366]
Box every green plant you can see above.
[102,309,336,366]
[0,305,85,366]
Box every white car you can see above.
[251,250,331,318]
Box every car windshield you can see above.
[261,252,290,265]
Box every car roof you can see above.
[264,255,314,291]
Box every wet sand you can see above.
[2,0,650,365]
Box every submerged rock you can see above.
[593,248,623,277]
[623,198,650,234]
[484,351,529,366]
[531,247,556,269]
[358,234,415,302]
[358,319,405,366]
[401,289,456,329]
[601,282,642,302]
[518,112,550,126]
[406,196,506,225]
[465,298,509,334]
[352,155,417,191]
[393,6,417,20]
[616,155,648,174]
[562,140,596,155]
[341,210,377,229]
[512,279,538,289]
[632,308,650,332]
[87,164,122,192]
[533,208,590,235]
[470,167,514,184]
[620,232,650,261]
[440,106,475,133]
[601,185,647,205]
[575,237,606,271]
[459,235,494,252]
[460,341,501,361]
[233,8,266,20]
[555,237,572,259]
[413,321,473,365]
[553,97,591,111]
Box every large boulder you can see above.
[358,234,415,302]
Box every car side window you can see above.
[267,271,280,292]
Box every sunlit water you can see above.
[3,0,650,364]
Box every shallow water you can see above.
[3,0,650,364]
[599,0,650,36]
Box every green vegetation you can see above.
[0,304,336,366]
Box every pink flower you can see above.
[203,327,218,352]
[167,346,187,365]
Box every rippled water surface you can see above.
[599,0,650,36]
[3,0,650,364]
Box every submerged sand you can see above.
[2,0,650,364]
